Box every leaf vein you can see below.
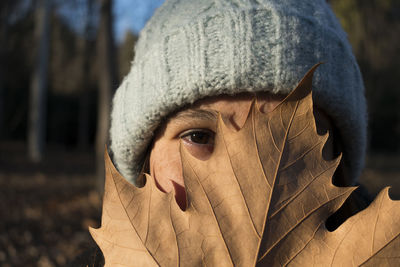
[269,165,337,219]
[110,168,161,267]
[259,189,352,260]
[186,158,235,265]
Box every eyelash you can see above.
[179,129,215,145]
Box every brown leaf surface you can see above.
[90,64,400,266]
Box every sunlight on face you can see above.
[149,93,284,210]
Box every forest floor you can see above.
[0,142,101,267]
[0,141,399,267]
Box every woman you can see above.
[110,0,367,207]
[85,0,371,265]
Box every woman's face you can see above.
[149,93,335,210]
[149,93,285,210]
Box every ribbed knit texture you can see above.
[110,0,367,185]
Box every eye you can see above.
[180,129,215,145]
[179,129,215,160]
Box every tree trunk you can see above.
[0,6,6,139]
[28,0,51,162]
[78,0,95,150]
[78,84,90,149]
[96,0,117,192]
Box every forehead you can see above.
[162,92,285,133]
[174,92,285,118]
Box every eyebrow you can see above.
[172,109,219,122]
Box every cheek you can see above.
[150,140,185,193]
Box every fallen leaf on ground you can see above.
[90,64,400,266]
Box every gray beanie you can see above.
[110,0,367,185]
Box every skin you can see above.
[149,93,335,210]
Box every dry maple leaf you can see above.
[90,64,400,266]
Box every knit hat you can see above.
[110,0,367,185]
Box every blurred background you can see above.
[0,0,399,266]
